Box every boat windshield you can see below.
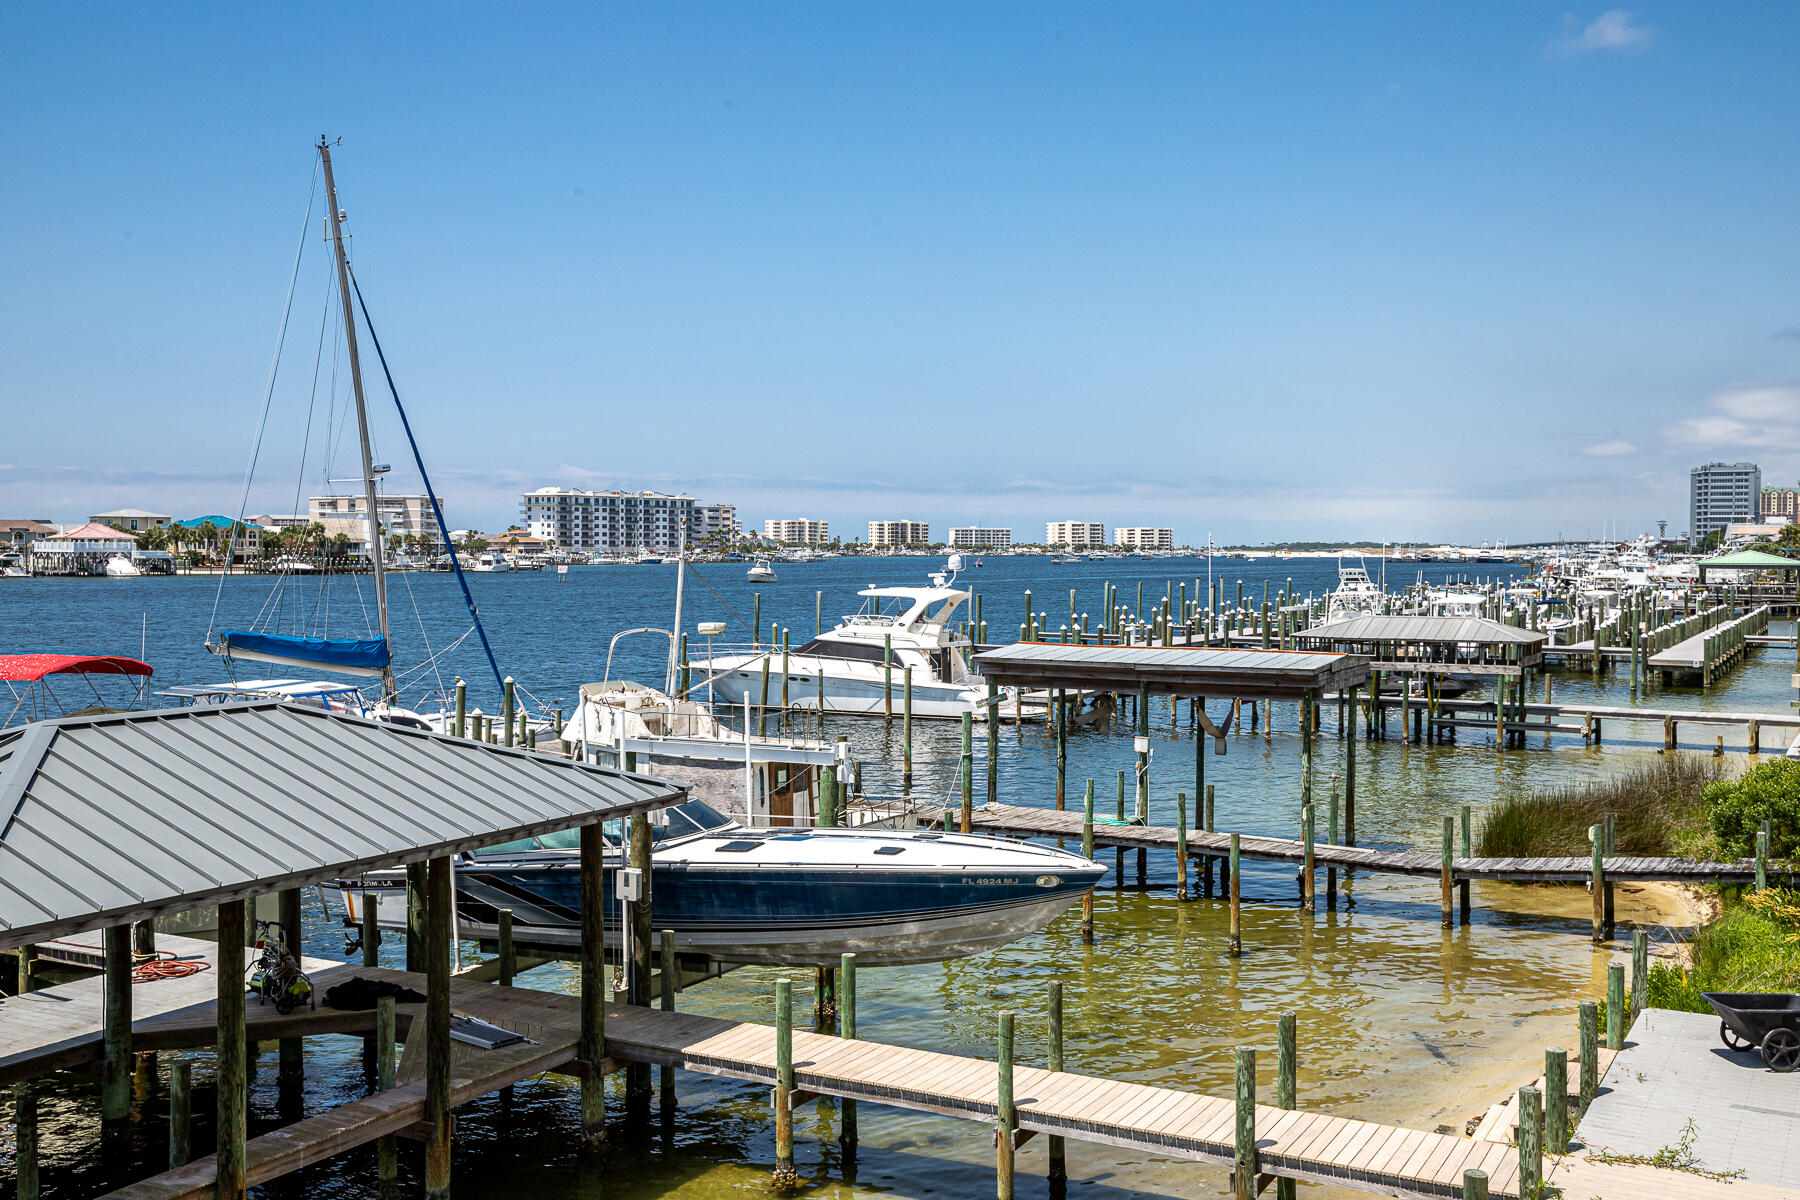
[658,799,736,841]
[466,800,734,857]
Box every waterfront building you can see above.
[311,493,447,551]
[249,513,312,531]
[1690,461,1761,543]
[89,508,171,532]
[29,522,139,573]
[765,518,830,545]
[868,520,930,547]
[174,516,263,562]
[1762,486,1800,520]
[519,487,701,554]
[1114,526,1175,551]
[0,519,56,547]
[694,503,739,541]
[948,526,1012,550]
[1046,520,1106,549]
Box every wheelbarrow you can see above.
[1702,992,1800,1071]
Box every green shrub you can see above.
[1705,760,1800,858]
[1690,901,1800,993]
[1476,755,1724,858]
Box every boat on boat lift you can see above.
[687,556,1041,720]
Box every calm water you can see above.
[7,556,1795,1198]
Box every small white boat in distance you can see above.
[1326,557,1381,619]
[746,558,778,581]
[104,554,142,577]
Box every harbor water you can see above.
[5,555,1792,1198]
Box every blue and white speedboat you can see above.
[332,798,1105,966]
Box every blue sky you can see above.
[5,3,1799,544]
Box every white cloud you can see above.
[1582,440,1637,456]
[1548,10,1653,57]
[1662,385,1800,449]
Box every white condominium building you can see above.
[1689,462,1761,543]
[519,487,699,554]
[948,527,1012,549]
[1046,520,1106,548]
[1115,527,1174,551]
[868,520,930,547]
[694,503,739,540]
[310,494,446,549]
[765,518,830,545]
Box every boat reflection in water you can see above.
[331,797,1105,966]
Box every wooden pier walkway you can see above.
[948,802,1766,885]
[0,942,1777,1200]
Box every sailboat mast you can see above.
[317,137,397,702]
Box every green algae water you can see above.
[4,561,1790,1198]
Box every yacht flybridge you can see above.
[688,560,1031,719]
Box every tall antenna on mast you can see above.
[317,136,397,703]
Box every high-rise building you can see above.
[1114,527,1174,551]
[518,487,699,554]
[867,520,929,547]
[1689,462,1761,543]
[1046,520,1106,548]
[694,503,739,540]
[1762,486,1800,520]
[310,493,446,550]
[764,518,830,545]
[948,527,1012,549]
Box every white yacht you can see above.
[688,559,1028,720]
[1326,558,1382,619]
[469,551,513,573]
[103,554,142,577]
[746,558,778,582]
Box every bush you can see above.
[1690,899,1800,993]
[1476,755,1724,858]
[1705,760,1800,859]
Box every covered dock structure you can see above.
[973,642,1371,842]
[0,700,684,1199]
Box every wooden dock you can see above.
[948,801,1766,885]
[0,940,1781,1200]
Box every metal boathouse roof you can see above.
[973,642,1369,699]
[0,701,685,950]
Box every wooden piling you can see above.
[1462,1168,1488,1199]
[279,887,303,1082]
[1578,1001,1599,1116]
[1757,826,1769,891]
[1081,781,1095,942]
[166,1056,192,1169]
[839,952,859,1150]
[580,822,606,1147]
[1229,833,1242,956]
[960,712,974,833]
[661,929,678,1112]
[1344,686,1358,844]
[1440,817,1454,928]
[1204,782,1217,897]
[102,923,132,1122]
[1055,689,1067,810]
[884,633,893,721]
[216,898,247,1200]
[1545,1046,1569,1153]
[452,677,466,737]
[1516,1086,1542,1197]
[13,1081,36,1200]
[1301,802,1315,913]
[1589,826,1605,944]
[1276,1012,1297,1200]
[1607,962,1626,1049]
[986,677,999,807]
[1459,805,1472,920]
[376,995,397,1184]
[501,676,516,747]
[903,667,914,787]
[628,813,654,1109]
[1631,930,1648,1025]
[997,1010,1016,1200]
[773,979,797,1189]
[424,857,453,1198]
[1233,1047,1257,1200]
[1047,981,1065,1182]
[1176,793,1189,899]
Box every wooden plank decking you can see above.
[947,802,1767,884]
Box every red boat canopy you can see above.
[0,655,155,683]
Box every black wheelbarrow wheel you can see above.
[1722,1020,1753,1051]
[1760,1027,1800,1072]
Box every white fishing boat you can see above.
[746,558,777,582]
[688,557,1035,720]
[469,551,513,573]
[1326,557,1381,619]
[103,554,142,577]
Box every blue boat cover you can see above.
[219,630,391,675]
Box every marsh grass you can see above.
[1475,754,1727,859]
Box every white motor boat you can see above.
[1326,557,1381,619]
[746,558,778,582]
[103,554,142,577]
[469,551,513,573]
[688,558,1035,720]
